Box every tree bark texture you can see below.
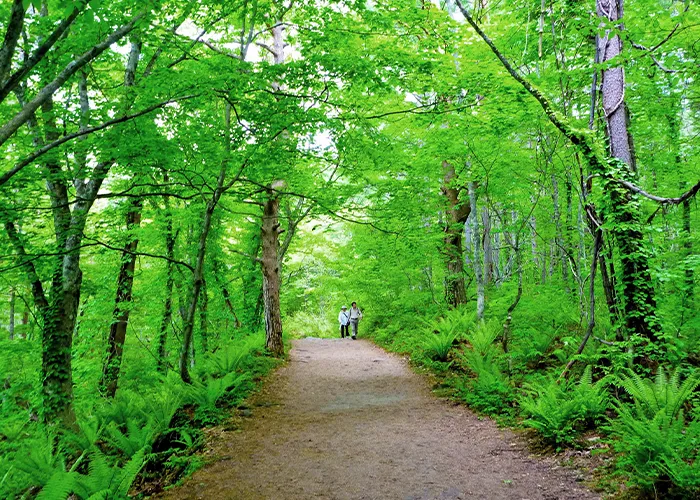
[597,0,635,171]
[597,0,659,344]
[0,0,25,87]
[441,161,470,308]
[100,199,143,398]
[98,39,142,398]
[261,184,285,357]
[469,182,485,320]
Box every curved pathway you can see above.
[160,338,599,499]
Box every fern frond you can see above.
[116,447,147,497]
[36,471,77,500]
[579,365,593,387]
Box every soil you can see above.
[158,338,600,499]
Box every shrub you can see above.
[608,368,700,494]
[519,366,609,448]
[467,320,500,356]
[35,447,147,500]
[420,309,472,362]
[457,349,514,415]
[422,331,458,362]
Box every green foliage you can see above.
[615,367,700,422]
[285,310,336,338]
[186,372,250,425]
[608,368,700,494]
[0,0,699,497]
[454,320,515,416]
[206,336,265,376]
[467,320,500,356]
[35,448,147,500]
[105,419,156,459]
[457,349,515,416]
[519,366,609,448]
[422,331,458,362]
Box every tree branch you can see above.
[618,178,700,205]
[0,0,25,86]
[0,95,196,188]
[0,2,88,104]
[82,237,194,271]
[0,11,143,149]
[3,220,48,313]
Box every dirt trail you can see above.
[160,338,599,499]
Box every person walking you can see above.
[338,306,350,338]
[348,301,363,340]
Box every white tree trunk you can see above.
[469,183,485,320]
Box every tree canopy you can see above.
[1,0,699,497]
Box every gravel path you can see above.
[160,338,599,499]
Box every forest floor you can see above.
[159,338,600,499]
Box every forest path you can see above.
[160,338,598,500]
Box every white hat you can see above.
[341,305,347,309]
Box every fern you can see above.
[104,418,155,458]
[467,320,500,356]
[35,470,78,500]
[422,331,458,361]
[609,367,700,494]
[519,366,609,448]
[13,434,66,486]
[211,344,249,375]
[420,311,472,361]
[146,388,183,435]
[115,447,147,497]
[616,367,700,421]
[100,391,145,429]
[65,417,103,453]
[458,349,514,415]
[187,372,250,410]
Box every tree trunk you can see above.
[199,279,209,353]
[597,0,660,345]
[469,182,485,320]
[99,40,142,398]
[100,199,142,397]
[258,15,288,356]
[441,161,470,308]
[492,214,501,283]
[156,190,176,372]
[9,290,15,340]
[502,251,522,355]
[597,0,635,170]
[179,104,231,383]
[482,208,493,285]
[261,183,285,357]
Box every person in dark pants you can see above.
[349,301,363,340]
[338,305,350,338]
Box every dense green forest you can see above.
[0,0,699,497]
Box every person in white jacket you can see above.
[348,302,363,340]
[338,306,350,338]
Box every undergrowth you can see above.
[0,334,281,499]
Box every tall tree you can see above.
[441,161,470,307]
